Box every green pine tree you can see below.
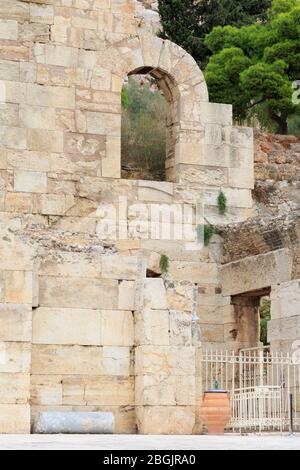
[158,0,271,68]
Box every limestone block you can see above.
[46,177,76,195]
[101,136,121,178]
[0,272,3,302]
[1,80,26,104]
[39,253,102,279]
[30,3,54,24]
[31,344,104,375]
[84,111,120,136]
[33,44,78,67]
[138,180,174,203]
[157,39,185,78]
[168,261,218,283]
[0,41,29,61]
[175,141,204,166]
[0,303,32,342]
[199,102,232,126]
[5,192,34,213]
[229,145,253,169]
[31,375,63,406]
[19,21,50,42]
[102,346,132,376]
[64,132,105,160]
[135,345,195,376]
[0,1,30,22]
[28,129,63,153]
[166,281,194,312]
[33,411,115,434]
[0,60,20,81]
[0,126,27,150]
[39,194,75,215]
[111,74,123,93]
[135,375,195,406]
[21,0,53,3]
[204,187,253,209]
[169,310,192,346]
[0,405,30,434]
[101,310,134,346]
[200,324,224,343]
[143,279,168,310]
[136,405,195,435]
[14,170,47,193]
[228,166,254,190]
[101,255,144,280]
[228,126,254,149]
[62,375,135,406]
[201,143,231,168]
[61,376,85,406]
[0,104,19,127]
[271,281,300,320]
[78,49,97,69]
[268,317,300,342]
[147,251,162,274]
[204,124,223,146]
[221,249,293,296]
[178,165,228,186]
[216,304,236,324]
[140,33,163,69]
[0,342,31,374]
[27,84,75,109]
[33,307,101,346]
[39,276,118,309]
[118,280,136,310]
[135,308,170,346]
[0,228,34,270]
[4,270,33,304]
[0,373,30,404]
[19,105,55,130]
[56,109,76,132]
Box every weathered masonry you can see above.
[0,0,299,435]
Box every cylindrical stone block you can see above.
[33,412,115,434]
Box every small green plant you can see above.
[204,224,214,246]
[159,254,169,273]
[218,191,227,215]
[196,224,215,246]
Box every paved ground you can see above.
[0,434,299,450]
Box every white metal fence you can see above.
[202,348,300,432]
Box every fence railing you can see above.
[201,348,300,432]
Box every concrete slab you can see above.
[0,434,299,450]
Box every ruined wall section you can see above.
[0,0,256,434]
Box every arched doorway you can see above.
[105,34,209,182]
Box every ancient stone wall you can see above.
[0,0,256,434]
[254,131,300,217]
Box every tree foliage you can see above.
[121,77,167,180]
[158,0,271,68]
[205,0,300,134]
[260,298,271,346]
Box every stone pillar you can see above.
[135,278,196,434]
[0,230,34,433]
[269,281,300,353]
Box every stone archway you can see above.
[105,33,209,182]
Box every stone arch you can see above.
[106,33,209,182]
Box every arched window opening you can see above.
[121,68,174,182]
